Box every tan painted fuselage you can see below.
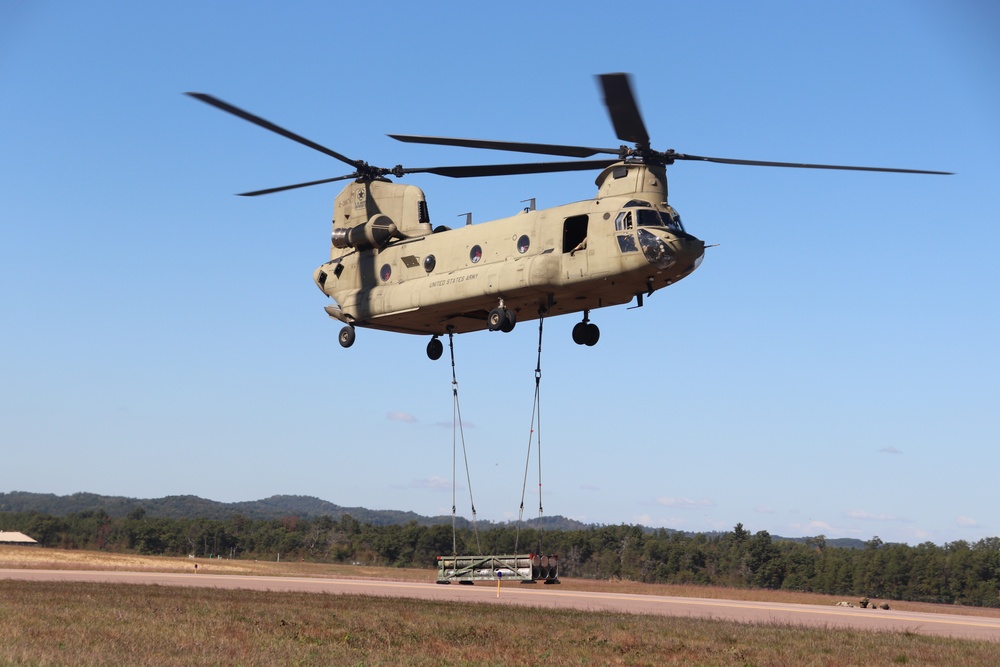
[313,162,705,338]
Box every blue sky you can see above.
[2,1,997,545]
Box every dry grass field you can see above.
[4,546,1000,665]
[2,580,1000,666]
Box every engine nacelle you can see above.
[331,214,399,250]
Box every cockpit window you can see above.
[636,209,663,227]
[624,199,652,208]
[615,211,633,231]
[631,207,686,233]
[670,212,685,232]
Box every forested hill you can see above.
[0,491,865,547]
[0,491,590,531]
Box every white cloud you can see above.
[387,411,417,423]
[806,520,836,532]
[789,519,864,536]
[846,510,899,522]
[754,505,776,514]
[655,496,714,509]
[902,526,934,541]
[411,476,453,492]
[956,516,979,527]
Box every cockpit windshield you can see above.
[634,207,685,233]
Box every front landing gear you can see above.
[426,336,444,361]
[338,325,356,348]
[572,310,600,346]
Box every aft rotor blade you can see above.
[389,134,618,158]
[186,93,361,168]
[238,174,359,197]
[673,152,953,175]
[599,73,650,148]
[414,159,619,179]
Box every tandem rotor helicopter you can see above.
[188,74,949,360]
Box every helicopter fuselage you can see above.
[313,162,706,337]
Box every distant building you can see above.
[0,531,38,546]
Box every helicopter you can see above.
[188,74,949,361]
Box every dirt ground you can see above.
[3,545,998,619]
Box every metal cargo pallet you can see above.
[436,553,560,584]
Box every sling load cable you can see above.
[514,307,546,558]
[447,330,481,556]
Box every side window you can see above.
[615,211,633,231]
[617,234,638,253]
[562,214,589,254]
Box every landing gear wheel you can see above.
[488,308,505,332]
[426,336,443,361]
[572,321,600,346]
[489,303,517,333]
[338,325,356,348]
[500,308,517,333]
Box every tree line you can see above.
[4,510,999,607]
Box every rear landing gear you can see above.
[572,311,600,346]
[487,300,517,333]
[338,325,356,348]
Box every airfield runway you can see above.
[5,569,1000,642]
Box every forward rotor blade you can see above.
[238,174,359,197]
[389,134,618,158]
[672,152,953,175]
[186,93,360,168]
[599,73,650,148]
[414,159,619,179]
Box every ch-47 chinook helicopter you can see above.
[188,74,949,360]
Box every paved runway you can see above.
[4,568,1000,642]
